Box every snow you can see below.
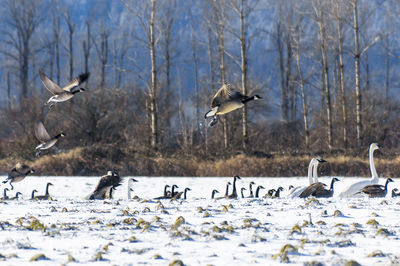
[0,176,400,265]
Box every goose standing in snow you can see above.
[89,171,122,200]
[274,187,284,198]
[34,121,65,153]
[299,178,340,198]
[228,176,241,199]
[36,182,54,200]
[204,82,261,127]
[338,143,381,197]
[127,178,138,199]
[240,187,247,198]
[154,185,171,200]
[9,192,22,200]
[360,178,393,198]
[31,189,38,200]
[255,185,265,198]
[172,187,191,200]
[248,181,255,198]
[39,70,90,108]
[3,163,35,190]
[287,158,326,198]
[0,188,9,200]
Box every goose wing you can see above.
[362,184,384,194]
[210,83,244,108]
[39,70,64,95]
[63,72,90,92]
[299,182,325,198]
[15,163,31,173]
[34,122,51,142]
[94,173,122,192]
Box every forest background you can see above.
[1,0,400,178]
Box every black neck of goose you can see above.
[242,96,255,104]
[256,187,262,198]
[31,191,36,199]
[275,189,281,197]
[249,183,254,197]
[384,179,391,192]
[212,190,216,199]
[163,185,169,197]
[184,189,189,200]
[225,184,230,196]
[3,189,7,197]
[330,179,337,192]
[55,134,63,139]
[241,189,245,198]
[72,89,81,95]
[232,178,238,197]
[45,184,51,196]
[171,186,176,196]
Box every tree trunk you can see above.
[337,15,348,149]
[150,0,158,150]
[239,0,248,150]
[353,0,362,147]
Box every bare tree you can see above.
[64,9,75,81]
[83,21,92,76]
[93,20,109,88]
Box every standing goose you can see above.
[287,158,326,198]
[154,185,171,200]
[170,184,179,198]
[3,163,35,190]
[240,187,247,198]
[274,187,284,198]
[211,189,219,199]
[392,188,400,198]
[34,121,65,152]
[255,185,265,198]
[224,182,231,197]
[267,189,276,197]
[1,188,9,200]
[228,176,241,199]
[299,178,340,198]
[360,178,393,198]
[338,143,381,197]
[127,178,138,199]
[39,70,90,108]
[36,182,54,200]
[172,187,191,200]
[89,171,122,200]
[248,181,255,198]
[204,82,261,127]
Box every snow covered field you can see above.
[1,176,400,265]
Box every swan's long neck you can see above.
[369,147,378,181]
[307,159,315,185]
[312,161,319,183]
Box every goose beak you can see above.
[318,158,327,163]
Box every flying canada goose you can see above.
[274,187,284,198]
[3,163,35,190]
[9,192,22,200]
[338,143,381,197]
[248,181,255,198]
[204,82,261,127]
[360,178,393,198]
[392,188,400,198]
[287,157,326,198]
[211,189,219,199]
[35,182,54,200]
[299,178,340,198]
[127,178,138,199]
[1,188,9,200]
[31,189,38,200]
[89,171,122,200]
[154,185,171,200]
[228,176,241,199]
[255,185,265,198]
[39,70,90,108]
[240,187,247,198]
[34,121,65,152]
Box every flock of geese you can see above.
[1,143,398,201]
[0,73,397,201]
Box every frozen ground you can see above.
[0,176,400,265]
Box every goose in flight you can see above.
[287,157,326,198]
[337,143,381,198]
[34,121,65,152]
[39,70,90,108]
[3,163,35,190]
[204,82,261,127]
[89,171,122,200]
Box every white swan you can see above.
[337,143,380,198]
[287,157,326,198]
[127,178,138,199]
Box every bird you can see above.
[31,189,38,200]
[0,188,9,200]
[89,171,122,200]
[35,182,54,200]
[240,187,247,198]
[154,185,171,200]
[39,70,90,108]
[338,143,381,198]
[127,178,138,199]
[392,188,400,198]
[360,178,393,198]
[211,189,219,199]
[172,187,191,200]
[170,184,179,198]
[9,192,23,200]
[274,187,284,198]
[247,181,255,198]
[299,178,340,198]
[204,82,261,127]
[3,163,35,190]
[255,185,265,198]
[287,157,326,198]
[228,176,241,199]
[34,121,65,153]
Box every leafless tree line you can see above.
[1,0,400,162]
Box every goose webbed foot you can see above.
[208,116,218,127]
